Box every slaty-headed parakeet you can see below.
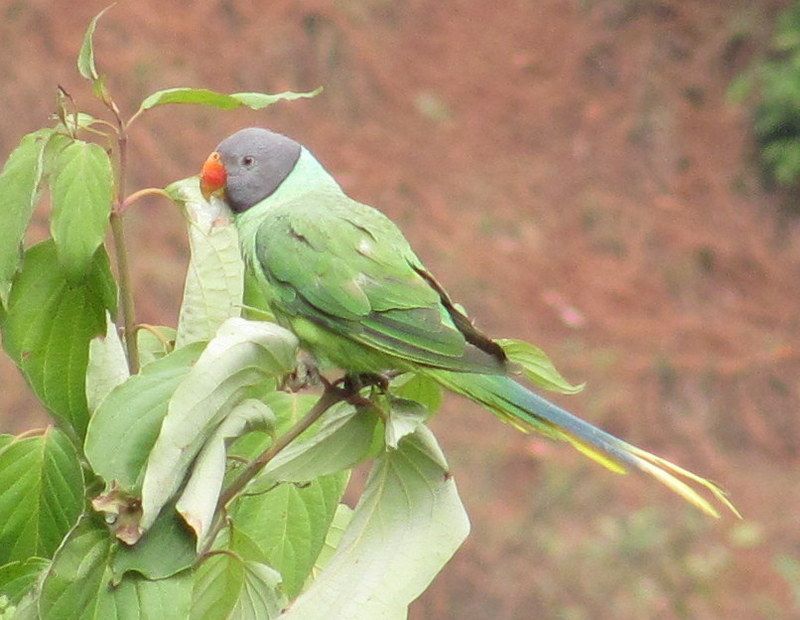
[199,127,737,518]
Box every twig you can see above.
[118,187,171,215]
[91,118,120,132]
[198,385,348,555]
[220,386,344,505]
[124,106,145,131]
[79,125,115,140]
[14,427,48,440]
[201,548,240,561]
[136,323,174,353]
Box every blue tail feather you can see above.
[427,370,739,518]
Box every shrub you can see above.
[732,2,800,188]
[0,8,469,618]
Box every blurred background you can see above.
[2,0,800,617]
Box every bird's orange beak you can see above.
[200,151,227,201]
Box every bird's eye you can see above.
[242,156,255,167]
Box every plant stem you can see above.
[136,323,174,352]
[15,427,48,440]
[125,107,145,131]
[199,386,347,555]
[110,212,139,373]
[221,386,344,505]
[93,118,120,132]
[111,129,140,374]
[119,187,171,214]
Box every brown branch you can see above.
[108,111,140,374]
[198,384,349,555]
[110,210,139,374]
[219,386,344,505]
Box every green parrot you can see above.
[199,127,737,518]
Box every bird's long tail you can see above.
[426,370,739,518]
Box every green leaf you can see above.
[84,342,205,490]
[95,571,192,620]
[166,177,244,348]
[85,313,129,414]
[284,427,470,620]
[137,325,176,367]
[139,87,322,114]
[2,241,117,438]
[0,558,49,604]
[497,338,585,395]
[384,398,430,449]
[177,399,276,549]
[247,403,379,494]
[110,506,196,582]
[140,318,298,531]
[91,74,114,107]
[231,90,323,109]
[41,132,74,176]
[6,591,37,620]
[391,372,443,412]
[243,269,274,321]
[0,428,84,565]
[0,130,50,307]
[38,515,112,620]
[262,391,321,435]
[50,140,113,281]
[306,503,353,584]
[220,394,290,490]
[77,5,113,80]
[224,528,270,564]
[53,112,102,136]
[230,472,348,598]
[191,554,287,620]
[39,513,193,620]
[0,436,12,453]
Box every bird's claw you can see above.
[344,372,392,395]
[281,354,321,392]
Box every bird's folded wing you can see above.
[254,197,501,372]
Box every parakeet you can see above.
[199,127,737,518]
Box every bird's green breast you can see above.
[234,147,341,265]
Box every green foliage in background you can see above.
[0,7,475,619]
[732,2,800,189]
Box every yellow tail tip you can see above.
[627,446,741,519]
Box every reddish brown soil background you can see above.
[2,1,800,617]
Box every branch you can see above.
[198,384,349,555]
[109,119,140,374]
[118,187,171,215]
[124,107,145,131]
[109,212,138,373]
[220,386,345,505]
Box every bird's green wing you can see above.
[254,195,503,372]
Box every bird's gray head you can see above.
[200,127,302,213]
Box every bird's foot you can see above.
[343,372,394,395]
[281,353,321,392]
[329,372,395,408]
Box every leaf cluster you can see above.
[0,8,476,619]
[731,1,800,189]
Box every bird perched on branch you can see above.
[199,127,738,518]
